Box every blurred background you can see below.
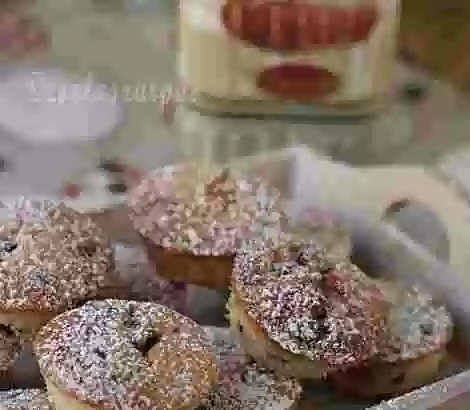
[0,0,469,207]
[400,0,470,91]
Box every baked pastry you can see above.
[329,282,453,398]
[0,199,114,342]
[128,164,285,289]
[0,389,52,409]
[0,322,22,373]
[34,300,218,410]
[229,237,388,379]
[202,326,302,409]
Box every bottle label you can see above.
[180,0,399,105]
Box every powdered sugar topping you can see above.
[0,201,113,313]
[34,300,217,410]
[379,282,453,362]
[0,389,52,409]
[128,164,285,256]
[202,327,301,409]
[233,238,388,371]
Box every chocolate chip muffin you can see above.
[229,237,389,380]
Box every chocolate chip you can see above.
[296,251,309,266]
[280,265,291,275]
[420,322,434,336]
[107,183,128,194]
[392,373,405,385]
[0,241,17,253]
[123,303,140,328]
[0,324,15,338]
[123,315,137,329]
[135,331,162,355]
[0,241,17,259]
[31,270,50,287]
[402,82,427,102]
[317,323,330,339]
[94,348,106,359]
[128,303,136,317]
[78,241,97,257]
[311,306,327,320]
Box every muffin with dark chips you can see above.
[34,300,218,410]
[229,237,389,380]
[329,281,453,398]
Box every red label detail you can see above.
[256,64,338,102]
[221,1,378,51]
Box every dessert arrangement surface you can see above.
[0,160,467,409]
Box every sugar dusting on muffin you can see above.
[233,238,389,371]
[0,200,113,313]
[0,389,52,410]
[202,327,301,409]
[128,164,286,256]
[35,300,217,410]
[378,282,453,362]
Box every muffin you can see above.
[229,237,389,379]
[202,326,302,409]
[34,300,218,410]
[329,282,453,398]
[0,198,114,348]
[128,163,286,289]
